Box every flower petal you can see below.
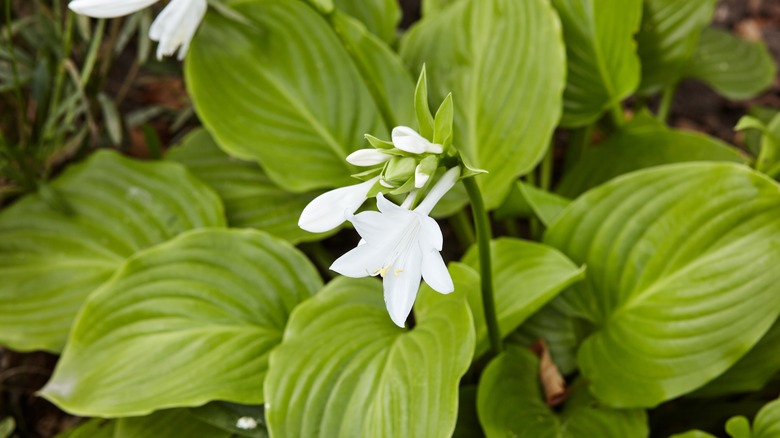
[415,167,461,216]
[298,177,378,233]
[414,164,430,188]
[68,0,158,17]
[392,126,442,154]
[349,211,391,241]
[383,246,424,327]
[419,215,443,251]
[330,242,385,278]
[421,249,453,294]
[148,0,207,60]
[346,149,391,167]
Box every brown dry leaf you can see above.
[530,339,567,407]
[735,19,764,42]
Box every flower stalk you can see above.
[463,177,502,356]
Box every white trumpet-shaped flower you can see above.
[298,176,379,233]
[392,126,443,154]
[68,0,207,60]
[330,167,460,327]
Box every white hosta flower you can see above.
[346,149,392,167]
[68,0,207,60]
[298,176,379,233]
[331,167,460,327]
[392,126,443,154]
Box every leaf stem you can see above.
[609,102,625,127]
[657,83,676,123]
[463,177,502,356]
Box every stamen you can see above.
[394,268,404,277]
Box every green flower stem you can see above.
[657,83,677,123]
[463,177,502,356]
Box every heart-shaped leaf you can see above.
[166,129,327,244]
[334,0,400,44]
[684,27,776,100]
[636,0,717,94]
[186,0,412,192]
[545,162,780,407]
[400,0,566,208]
[552,0,642,127]
[41,229,321,416]
[556,113,745,198]
[459,238,585,357]
[477,346,648,437]
[0,151,225,352]
[264,277,474,437]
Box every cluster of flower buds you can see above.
[299,68,485,327]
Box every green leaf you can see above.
[166,129,326,244]
[636,0,718,94]
[669,432,717,438]
[738,113,780,177]
[41,229,321,416]
[414,66,435,140]
[0,151,225,352]
[753,399,780,438]
[186,0,411,192]
[265,277,475,437]
[459,238,585,357]
[56,418,115,438]
[0,418,14,438]
[545,163,780,407]
[684,27,777,100]
[334,0,400,44]
[551,0,642,127]
[422,0,461,17]
[327,11,415,129]
[188,402,267,438]
[693,318,780,397]
[726,417,752,438]
[556,113,745,198]
[401,0,566,209]
[303,0,334,14]
[744,107,778,156]
[517,182,571,227]
[433,93,454,147]
[115,409,233,438]
[477,346,648,437]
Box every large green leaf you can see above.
[545,163,780,407]
[115,409,233,438]
[41,229,321,416]
[693,318,780,397]
[477,346,648,437]
[552,0,642,127]
[187,0,412,192]
[636,0,718,94]
[458,238,585,357]
[265,277,474,437]
[400,0,566,209]
[557,113,745,198]
[684,27,776,100]
[166,129,326,244]
[0,151,224,352]
[334,0,400,44]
